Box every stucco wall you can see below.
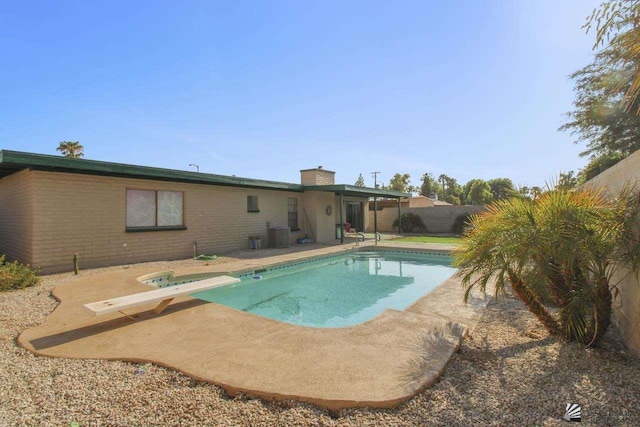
[585,150,640,358]
[29,171,306,274]
[0,170,33,265]
[368,205,485,233]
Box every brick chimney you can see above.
[300,166,335,186]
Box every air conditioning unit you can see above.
[267,226,290,248]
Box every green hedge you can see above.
[451,213,474,235]
[393,213,427,233]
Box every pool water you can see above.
[192,251,455,328]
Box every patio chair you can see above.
[343,222,365,242]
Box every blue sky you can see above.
[0,0,602,189]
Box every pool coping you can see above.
[17,241,493,410]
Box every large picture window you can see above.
[288,197,299,230]
[126,189,185,231]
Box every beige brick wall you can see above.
[301,191,337,242]
[585,150,640,358]
[29,171,305,274]
[0,170,33,265]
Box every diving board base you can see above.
[84,275,241,317]
[153,298,175,314]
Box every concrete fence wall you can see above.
[368,205,485,234]
[585,150,640,358]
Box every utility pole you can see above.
[371,171,381,189]
[189,164,200,172]
[371,171,381,245]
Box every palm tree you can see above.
[438,174,448,195]
[56,141,84,158]
[453,186,640,346]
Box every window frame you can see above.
[247,195,260,213]
[288,197,300,231]
[125,188,186,232]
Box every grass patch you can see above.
[392,236,462,244]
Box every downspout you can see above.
[339,193,344,244]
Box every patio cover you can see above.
[304,185,410,243]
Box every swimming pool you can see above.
[192,250,456,328]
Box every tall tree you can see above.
[586,0,640,114]
[487,178,515,200]
[444,176,462,205]
[462,179,484,204]
[530,186,543,199]
[419,173,436,197]
[557,171,578,190]
[468,180,493,205]
[438,174,448,195]
[559,48,640,157]
[354,173,365,187]
[388,173,411,193]
[518,186,531,197]
[56,141,84,158]
[561,1,640,159]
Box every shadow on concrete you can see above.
[27,299,208,351]
[398,322,466,393]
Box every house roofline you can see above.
[0,150,304,192]
[0,150,408,197]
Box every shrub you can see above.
[392,213,426,233]
[453,186,640,347]
[0,255,39,291]
[451,213,473,235]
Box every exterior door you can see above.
[346,202,363,231]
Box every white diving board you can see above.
[83,275,241,317]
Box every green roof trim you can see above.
[304,184,409,198]
[0,150,305,192]
[0,150,409,197]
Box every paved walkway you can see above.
[18,242,491,409]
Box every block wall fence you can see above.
[585,149,640,358]
[367,204,485,234]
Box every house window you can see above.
[126,189,185,231]
[288,197,299,230]
[247,195,259,212]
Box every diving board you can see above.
[84,275,240,317]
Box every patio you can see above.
[17,242,488,409]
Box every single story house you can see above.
[0,150,408,274]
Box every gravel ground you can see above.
[1,258,640,426]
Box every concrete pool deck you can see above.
[18,242,492,409]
